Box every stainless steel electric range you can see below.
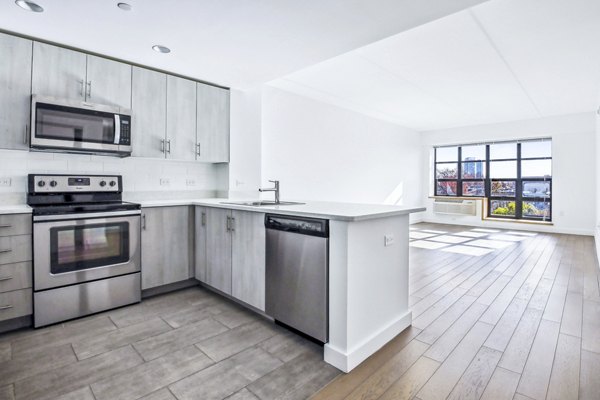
[27,174,141,328]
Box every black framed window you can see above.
[434,138,552,221]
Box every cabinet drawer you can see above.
[0,235,32,265]
[0,262,32,293]
[0,214,32,237]
[0,288,32,322]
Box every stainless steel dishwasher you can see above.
[265,214,329,343]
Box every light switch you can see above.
[384,234,395,247]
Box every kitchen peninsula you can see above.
[139,198,426,372]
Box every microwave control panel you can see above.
[118,115,131,146]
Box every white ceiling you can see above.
[0,0,484,88]
[270,0,600,131]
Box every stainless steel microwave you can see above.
[30,95,132,157]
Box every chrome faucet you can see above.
[259,180,280,204]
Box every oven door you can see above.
[33,211,141,291]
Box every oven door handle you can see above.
[33,210,141,222]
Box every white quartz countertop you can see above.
[139,198,426,222]
[0,205,32,215]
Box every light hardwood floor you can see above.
[0,286,339,400]
[313,223,600,400]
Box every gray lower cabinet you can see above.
[32,42,87,101]
[0,214,33,323]
[167,75,197,161]
[198,207,265,311]
[0,33,32,150]
[205,208,232,294]
[85,55,132,109]
[141,206,192,290]
[196,83,230,162]
[132,67,167,158]
[231,210,266,311]
[194,206,208,282]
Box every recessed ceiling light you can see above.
[117,2,132,11]
[15,0,44,12]
[152,45,171,54]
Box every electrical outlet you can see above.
[186,179,196,187]
[159,178,170,186]
[384,234,395,247]
[0,177,11,187]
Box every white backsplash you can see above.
[0,149,223,204]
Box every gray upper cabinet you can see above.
[166,75,196,161]
[231,210,266,311]
[141,206,192,290]
[205,207,232,294]
[131,67,167,158]
[0,33,32,150]
[197,83,230,162]
[85,55,132,109]
[32,42,87,101]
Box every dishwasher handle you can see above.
[265,214,329,238]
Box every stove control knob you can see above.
[109,181,117,187]
[37,180,46,187]
[99,181,107,187]
[49,180,58,187]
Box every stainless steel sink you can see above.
[220,200,305,207]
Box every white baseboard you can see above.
[324,311,412,373]
[420,217,594,236]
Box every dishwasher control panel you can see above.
[265,214,329,237]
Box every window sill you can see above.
[483,217,553,226]
[429,196,486,201]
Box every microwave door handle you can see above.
[114,114,121,145]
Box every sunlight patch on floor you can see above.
[428,235,473,244]
[410,240,450,250]
[441,245,494,256]
[468,239,515,249]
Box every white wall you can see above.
[0,150,220,205]
[226,87,263,198]
[421,112,596,235]
[595,110,600,258]
[261,86,423,216]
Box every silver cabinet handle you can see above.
[0,224,12,229]
[0,305,13,311]
[78,79,84,97]
[196,143,201,156]
[201,212,206,226]
[226,216,230,232]
[23,125,28,145]
[230,217,235,232]
[166,139,171,154]
[0,276,13,281]
[86,81,92,98]
[142,214,146,230]
[160,139,165,153]
[0,249,12,254]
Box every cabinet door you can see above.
[32,42,87,100]
[85,55,132,109]
[194,206,208,282]
[0,33,32,150]
[205,207,232,294]
[131,67,167,158]
[141,206,190,290]
[166,75,196,161]
[231,211,266,310]
[196,83,230,162]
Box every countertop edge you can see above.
[138,199,426,221]
[0,206,32,215]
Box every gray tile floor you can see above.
[0,287,340,400]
